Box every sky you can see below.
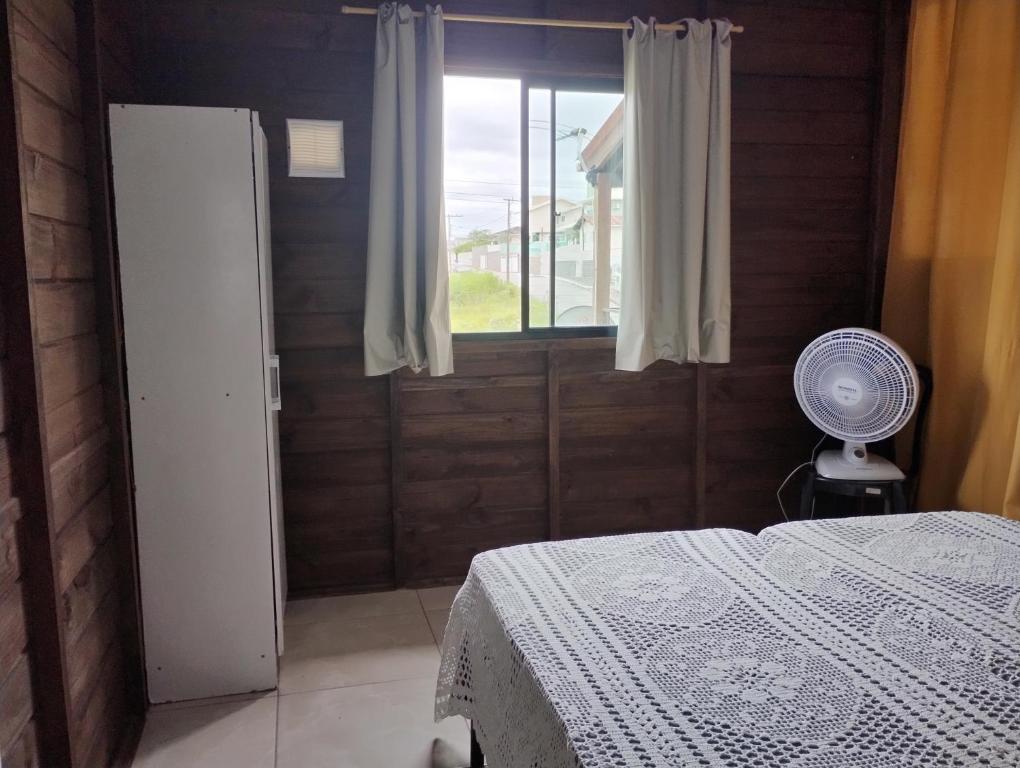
[442,75,622,239]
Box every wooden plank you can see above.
[1,5,74,757]
[865,0,910,326]
[732,75,872,113]
[281,449,390,487]
[11,8,80,114]
[403,443,547,482]
[279,347,366,380]
[733,144,871,178]
[48,427,109,534]
[12,0,77,57]
[401,506,547,584]
[443,349,546,377]
[279,416,388,453]
[1,716,40,768]
[55,487,112,592]
[400,474,547,514]
[275,313,361,350]
[562,466,692,503]
[61,539,117,647]
[38,334,103,413]
[695,365,708,528]
[68,638,124,767]
[731,176,869,209]
[65,587,119,713]
[711,1,876,47]
[400,379,545,416]
[561,497,695,540]
[0,499,24,592]
[732,302,864,339]
[387,373,403,586]
[22,150,90,225]
[733,42,874,79]
[559,436,692,471]
[272,242,366,280]
[43,384,105,463]
[0,653,34,754]
[0,581,28,683]
[30,281,97,345]
[281,377,389,419]
[560,406,693,439]
[733,110,871,146]
[25,216,92,280]
[76,0,148,728]
[731,206,868,242]
[559,372,693,409]
[402,412,546,445]
[732,272,865,306]
[274,278,364,313]
[731,240,867,275]
[547,349,560,540]
[17,84,85,170]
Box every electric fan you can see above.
[794,328,919,481]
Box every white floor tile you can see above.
[276,677,467,768]
[279,610,440,695]
[417,585,461,612]
[132,697,277,768]
[285,589,422,626]
[426,608,450,646]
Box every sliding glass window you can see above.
[443,74,623,337]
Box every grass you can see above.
[449,271,549,333]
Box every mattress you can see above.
[435,512,1020,767]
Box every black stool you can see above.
[799,365,932,520]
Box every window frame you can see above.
[446,70,624,341]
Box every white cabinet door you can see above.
[110,105,278,703]
[252,112,287,654]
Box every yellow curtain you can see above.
[884,0,1020,519]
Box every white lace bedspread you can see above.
[435,512,1020,767]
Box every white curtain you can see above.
[615,18,732,371]
[364,3,453,376]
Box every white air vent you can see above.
[287,118,344,178]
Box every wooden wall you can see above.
[136,0,905,593]
[1,0,143,764]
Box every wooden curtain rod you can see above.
[340,5,745,34]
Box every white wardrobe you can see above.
[109,105,286,703]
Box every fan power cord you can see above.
[776,433,827,522]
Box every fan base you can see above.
[815,449,905,481]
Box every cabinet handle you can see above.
[269,355,281,411]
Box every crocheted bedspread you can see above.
[435,512,1020,767]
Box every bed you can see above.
[435,511,1020,767]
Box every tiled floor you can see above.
[131,585,467,768]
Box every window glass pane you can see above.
[552,91,623,327]
[443,76,521,332]
[528,88,552,328]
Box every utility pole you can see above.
[446,213,462,269]
[504,198,514,283]
[446,213,462,245]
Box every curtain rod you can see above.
[340,5,745,34]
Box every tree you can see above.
[454,228,494,255]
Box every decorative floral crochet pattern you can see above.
[436,512,1020,767]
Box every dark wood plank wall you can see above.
[4,0,142,763]
[136,0,900,593]
[0,270,43,763]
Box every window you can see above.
[443,75,624,335]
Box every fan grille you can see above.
[794,328,918,442]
